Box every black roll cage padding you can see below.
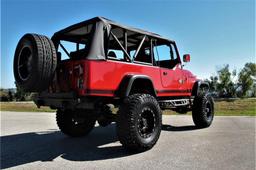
[116,74,157,98]
[110,31,131,61]
[132,35,146,61]
[76,43,79,51]
[168,44,174,60]
[123,30,127,51]
[108,30,179,67]
[192,80,210,96]
[150,39,156,66]
[59,43,71,58]
[108,27,149,63]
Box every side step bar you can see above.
[158,98,193,109]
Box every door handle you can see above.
[163,72,168,76]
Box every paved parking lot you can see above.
[1,111,255,170]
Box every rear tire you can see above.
[192,93,214,128]
[56,109,96,137]
[13,33,57,92]
[117,94,162,152]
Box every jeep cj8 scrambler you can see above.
[13,17,214,152]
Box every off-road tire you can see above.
[56,109,96,137]
[13,33,57,92]
[192,93,214,128]
[117,94,162,152]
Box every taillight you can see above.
[74,64,84,89]
[74,65,83,76]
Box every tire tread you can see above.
[117,94,162,152]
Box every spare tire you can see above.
[13,33,57,92]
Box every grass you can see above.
[163,98,256,116]
[0,98,255,116]
[0,102,55,112]
[213,98,256,116]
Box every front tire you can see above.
[192,93,214,128]
[117,94,162,152]
[56,109,96,137]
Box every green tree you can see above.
[209,76,218,92]
[15,86,27,101]
[8,90,13,101]
[217,64,236,97]
[0,89,9,101]
[238,62,256,97]
[251,84,256,97]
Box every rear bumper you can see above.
[34,92,95,110]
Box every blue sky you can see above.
[1,0,255,88]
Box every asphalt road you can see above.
[1,111,255,170]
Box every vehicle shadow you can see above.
[1,124,132,169]
[162,124,200,131]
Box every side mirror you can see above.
[183,54,190,62]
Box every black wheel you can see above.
[192,93,214,128]
[13,33,57,92]
[117,94,162,152]
[56,109,96,137]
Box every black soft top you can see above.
[53,16,173,43]
[52,17,174,60]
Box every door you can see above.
[153,42,184,90]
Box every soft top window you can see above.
[55,23,96,60]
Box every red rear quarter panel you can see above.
[86,60,161,96]
[85,60,195,97]
[59,60,196,97]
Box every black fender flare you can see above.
[191,80,210,96]
[116,75,157,98]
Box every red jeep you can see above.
[13,17,214,152]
